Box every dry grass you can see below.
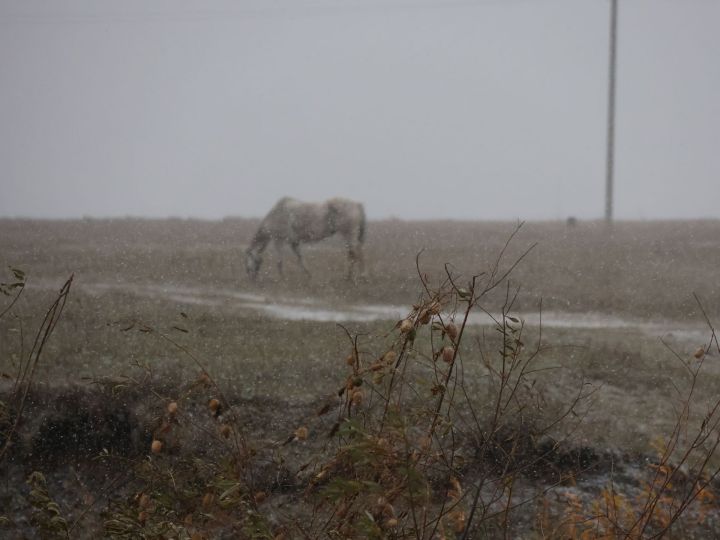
[2,218,720,538]
[2,218,719,453]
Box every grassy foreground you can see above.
[1,218,720,538]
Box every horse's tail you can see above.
[357,204,366,244]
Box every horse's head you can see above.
[245,248,262,281]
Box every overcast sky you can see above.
[1,0,718,220]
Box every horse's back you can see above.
[262,196,364,243]
[261,197,323,242]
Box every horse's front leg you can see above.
[274,240,285,277]
[290,243,311,277]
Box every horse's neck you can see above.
[249,228,271,253]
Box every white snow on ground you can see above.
[30,279,706,344]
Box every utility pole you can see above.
[605,0,618,223]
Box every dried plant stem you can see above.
[0,275,72,464]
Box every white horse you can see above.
[245,197,366,281]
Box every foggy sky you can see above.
[1,0,718,221]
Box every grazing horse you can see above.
[245,197,366,281]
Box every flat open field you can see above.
[3,217,720,317]
[2,217,720,451]
[2,218,720,537]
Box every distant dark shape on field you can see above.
[245,197,366,282]
[566,216,578,227]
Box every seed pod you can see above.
[197,372,211,386]
[150,440,163,454]
[351,389,363,405]
[138,511,149,525]
[382,502,395,517]
[448,509,466,533]
[418,309,431,325]
[385,517,398,528]
[220,424,232,438]
[167,401,178,415]
[336,501,349,519]
[457,287,471,299]
[694,347,706,359]
[345,354,355,366]
[445,322,459,341]
[295,426,309,440]
[448,477,463,500]
[138,493,151,509]
[208,398,220,412]
[202,493,214,509]
[254,491,267,504]
[442,346,455,364]
[383,350,397,364]
[399,319,413,334]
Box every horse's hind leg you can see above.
[346,243,364,283]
